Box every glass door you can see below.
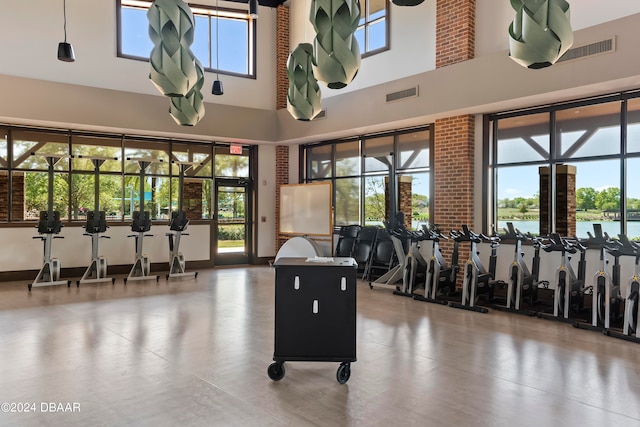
[214,179,250,265]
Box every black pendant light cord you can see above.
[216,0,220,79]
[63,0,68,42]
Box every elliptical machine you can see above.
[448,225,502,313]
[77,156,117,286]
[124,158,160,284]
[166,161,198,281]
[493,222,545,315]
[413,224,459,305]
[29,154,71,290]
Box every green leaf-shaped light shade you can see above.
[310,0,361,89]
[148,0,199,96]
[287,43,322,121]
[148,0,205,126]
[392,0,425,5]
[508,0,573,69]
[169,59,206,126]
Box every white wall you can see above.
[277,12,640,144]
[257,145,276,258]
[289,0,436,99]
[0,0,277,111]
[476,0,640,57]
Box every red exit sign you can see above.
[230,144,243,155]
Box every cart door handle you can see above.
[341,277,347,291]
[312,300,319,314]
[294,276,300,290]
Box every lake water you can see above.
[497,220,640,239]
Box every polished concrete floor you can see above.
[0,266,639,426]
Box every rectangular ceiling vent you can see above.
[313,109,327,120]
[386,86,419,103]
[557,37,615,63]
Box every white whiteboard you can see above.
[280,182,332,236]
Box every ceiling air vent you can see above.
[557,37,615,63]
[313,109,327,120]
[386,86,419,103]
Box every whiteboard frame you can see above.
[279,182,333,237]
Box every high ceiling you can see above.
[227,0,287,8]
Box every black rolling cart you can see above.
[268,257,357,384]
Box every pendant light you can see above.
[249,0,259,19]
[310,0,361,89]
[508,0,574,69]
[212,0,224,95]
[57,0,75,62]
[392,0,425,5]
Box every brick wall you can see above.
[182,179,203,220]
[385,176,413,229]
[436,0,476,68]
[276,5,290,110]
[13,173,24,221]
[433,115,475,266]
[276,145,289,248]
[433,0,476,276]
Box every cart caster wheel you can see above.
[267,362,285,381]
[112,278,116,285]
[67,281,71,288]
[337,363,351,384]
[369,283,373,289]
[123,278,127,285]
[166,274,170,280]
[195,272,198,278]
[28,284,32,291]
[76,281,80,288]
[156,276,160,282]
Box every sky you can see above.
[497,124,640,200]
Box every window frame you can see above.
[357,0,390,58]
[486,90,640,238]
[116,0,257,79]
[302,126,432,230]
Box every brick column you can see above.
[0,172,24,221]
[182,179,203,220]
[539,165,576,236]
[276,145,289,249]
[385,176,413,229]
[436,0,475,69]
[434,116,475,262]
[0,171,7,221]
[433,0,476,270]
[276,4,290,110]
[13,173,24,221]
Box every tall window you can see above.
[304,127,431,229]
[355,0,389,57]
[488,92,640,239]
[118,0,256,77]
[0,126,254,227]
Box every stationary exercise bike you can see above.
[413,224,459,305]
[77,156,117,286]
[29,154,71,290]
[602,234,640,343]
[124,158,160,284]
[393,226,429,298]
[166,161,198,281]
[538,234,588,322]
[448,225,502,313]
[493,222,546,315]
